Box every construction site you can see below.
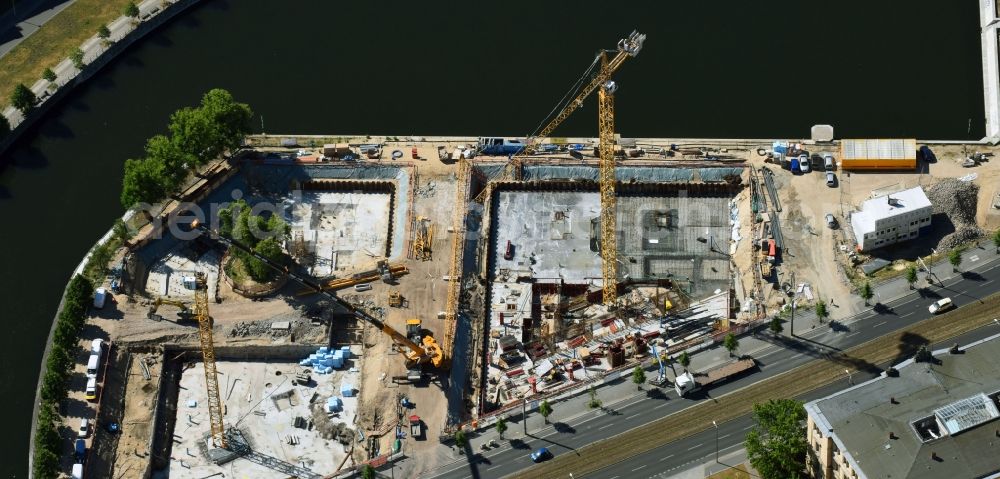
[66,30,1000,479]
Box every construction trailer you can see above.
[839,139,917,170]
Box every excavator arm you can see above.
[190,220,443,368]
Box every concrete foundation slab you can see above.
[288,191,392,277]
[169,360,360,479]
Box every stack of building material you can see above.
[326,396,342,413]
[300,346,346,374]
[340,383,355,397]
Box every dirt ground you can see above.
[354,167,460,476]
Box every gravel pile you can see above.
[926,179,983,249]
[229,320,293,338]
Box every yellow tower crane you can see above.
[477,31,645,305]
[192,272,227,448]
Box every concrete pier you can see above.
[980,0,1000,142]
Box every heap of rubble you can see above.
[926,179,983,250]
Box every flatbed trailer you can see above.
[674,357,756,397]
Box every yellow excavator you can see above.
[147,297,194,322]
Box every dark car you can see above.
[530,447,553,462]
[74,439,86,462]
[919,145,936,163]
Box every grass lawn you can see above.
[706,464,751,479]
[0,0,132,104]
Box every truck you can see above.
[409,415,422,438]
[674,358,756,397]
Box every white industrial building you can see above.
[850,186,932,251]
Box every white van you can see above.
[90,339,104,355]
[93,288,107,309]
[928,297,953,314]
[86,353,101,379]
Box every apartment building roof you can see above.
[805,334,1000,479]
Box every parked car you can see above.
[93,287,107,309]
[798,154,811,173]
[919,145,936,163]
[928,297,953,314]
[78,418,89,438]
[825,214,837,229]
[826,171,836,187]
[530,447,553,462]
[823,153,835,171]
[74,438,86,462]
[85,377,97,401]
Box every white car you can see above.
[928,297,953,314]
[78,418,89,438]
[799,154,811,173]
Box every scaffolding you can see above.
[443,160,471,365]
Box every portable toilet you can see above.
[93,288,107,309]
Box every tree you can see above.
[678,351,691,369]
[859,281,873,306]
[538,400,552,424]
[144,134,194,190]
[906,265,918,289]
[949,248,962,272]
[814,300,828,323]
[10,83,37,114]
[360,464,375,479]
[97,24,111,40]
[632,365,646,390]
[495,417,507,439]
[33,448,59,479]
[120,157,168,208]
[42,67,57,83]
[249,237,284,281]
[994,229,1000,253]
[724,333,740,357]
[769,316,783,335]
[587,385,601,409]
[113,218,132,244]
[170,106,221,164]
[454,430,467,450]
[745,399,808,479]
[199,88,252,154]
[125,1,140,18]
[71,48,85,69]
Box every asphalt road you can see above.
[426,257,1000,479]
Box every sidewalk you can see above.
[0,0,78,59]
[668,447,757,479]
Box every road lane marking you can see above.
[625,414,637,420]
[900,312,913,318]
[659,454,675,462]
[687,443,704,451]
[719,433,732,439]
[654,403,670,409]
[599,423,613,430]
[874,321,887,328]
[632,465,647,471]
[743,425,754,430]
[847,331,861,338]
